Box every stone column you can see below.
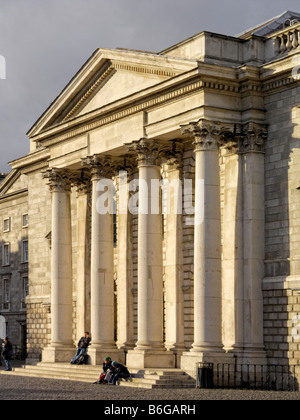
[42,169,74,363]
[163,142,185,366]
[180,120,233,372]
[126,139,175,369]
[116,167,135,351]
[240,123,268,364]
[74,171,91,340]
[82,155,124,365]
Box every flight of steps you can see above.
[0,363,195,389]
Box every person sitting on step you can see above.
[70,332,91,365]
[108,361,131,385]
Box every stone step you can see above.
[0,369,99,383]
[0,363,195,389]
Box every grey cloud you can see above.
[0,0,299,171]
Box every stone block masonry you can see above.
[263,282,300,370]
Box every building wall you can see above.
[24,171,50,361]
[263,83,300,366]
[1,16,300,373]
[0,180,28,350]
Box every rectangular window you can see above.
[3,218,10,232]
[22,240,28,263]
[23,276,29,300]
[3,278,9,303]
[22,214,28,228]
[3,244,9,266]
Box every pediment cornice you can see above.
[27,48,197,139]
[60,60,179,123]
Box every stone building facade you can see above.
[1,11,300,377]
[0,170,28,350]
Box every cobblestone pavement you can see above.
[0,374,300,400]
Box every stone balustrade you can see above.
[272,23,300,56]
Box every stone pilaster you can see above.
[163,141,186,366]
[239,122,268,364]
[222,134,245,355]
[115,161,135,351]
[73,170,91,341]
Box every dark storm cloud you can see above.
[0,0,299,171]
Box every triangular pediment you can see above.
[62,61,178,122]
[28,48,197,138]
[0,170,28,197]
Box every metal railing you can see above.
[196,363,299,391]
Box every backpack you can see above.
[75,353,89,365]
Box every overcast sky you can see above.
[0,0,299,172]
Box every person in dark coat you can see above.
[94,357,112,384]
[2,337,13,371]
[71,332,91,364]
[108,361,130,385]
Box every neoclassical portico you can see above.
[5,11,300,379]
[40,118,267,370]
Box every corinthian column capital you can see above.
[82,154,115,180]
[181,119,236,152]
[161,140,184,172]
[43,168,72,192]
[126,138,162,167]
[71,169,91,196]
[239,122,268,153]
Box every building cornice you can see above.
[29,67,201,144]
[0,188,28,202]
[9,148,51,174]
[27,48,198,138]
[24,60,299,153]
[29,65,240,148]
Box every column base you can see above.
[126,349,175,369]
[181,349,234,378]
[42,345,75,363]
[88,346,125,366]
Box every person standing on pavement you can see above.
[2,337,13,371]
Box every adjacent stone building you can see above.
[0,170,28,350]
[1,11,300,378]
